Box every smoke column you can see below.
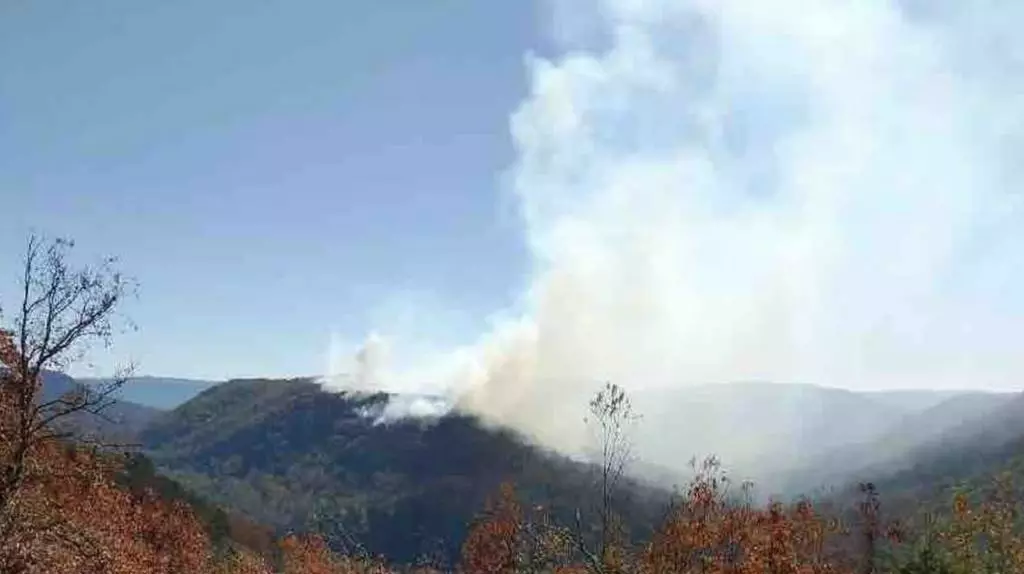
[326,0,1024,461]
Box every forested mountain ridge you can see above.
[870,392,1024,504]
[775,389,1020,496]
[631,382,916,483]
[140,377,667,564]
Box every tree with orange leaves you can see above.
[281,534,345,574]
[461,480,576,574]
[644,457,848,574]
[212,548,274,574]
[0,433,218,573]
[280,533,391,574]
[460,481,524,574]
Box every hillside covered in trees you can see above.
[138,377,668,564]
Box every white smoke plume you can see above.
[324,0,1024,466]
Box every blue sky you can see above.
[0,1,550,379]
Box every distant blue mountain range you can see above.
[38,370,162,439]
[78,376,219,410]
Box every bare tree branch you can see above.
[573,382,641,573]
[0,234,136,549]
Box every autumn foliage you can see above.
[642,460,842,574]
[457,458,1024,574]
[1,328,392,573]
[459,481,580,574]
[0,237,268,574]
[460,482,524,574]
[0,327,220,572]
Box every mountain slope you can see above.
[881,391,1024,489]
[631,382,926,484]
[776,390,1017,495]
[141,378,666,564]
[860,388,978,412]
[787,389,1024,525]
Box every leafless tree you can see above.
[0,234,136,528]
[575,381,641,574]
